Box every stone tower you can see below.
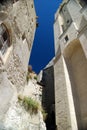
[54,0,87,130]
[0,0,36,121]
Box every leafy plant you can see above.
[18,95,48,118]
[34,76,37,80]
[18,96,40,114]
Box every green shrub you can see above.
[18,96,40,114]
[23,97,40,114]
[18,96,48,117]
[34,76,37,80]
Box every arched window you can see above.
[0,23,10,54]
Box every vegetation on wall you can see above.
[18,95,48,118]
[26,65,37,82]
[34,75,37,80]
[26,65,32,82]
[23,96,39,114]
[26,72,32,82]
[18,95,40,114]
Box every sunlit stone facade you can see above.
[54,0,87,129]
[0,0,36,121]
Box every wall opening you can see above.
[65,35,69,42]
[0,23,10,54]
[64,40,87,130]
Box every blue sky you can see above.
[29,0,62,74]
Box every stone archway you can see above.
[64,39,87,130]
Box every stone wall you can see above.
[0,0,36,122]
[1,75,46,130]
[64,40,87,129]
[54,0,87,130]
[41,66,56,130]
[42,66,55,113]
[54,54,78,130]
[4,0,36,90]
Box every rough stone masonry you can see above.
[0,1,46,130]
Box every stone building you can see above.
[41,60,55,114]
[38,60,56,130]
[54,0,87,130]
[0,0,36,123]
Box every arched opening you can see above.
[64,39,87,130]
[0,23,10,54]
